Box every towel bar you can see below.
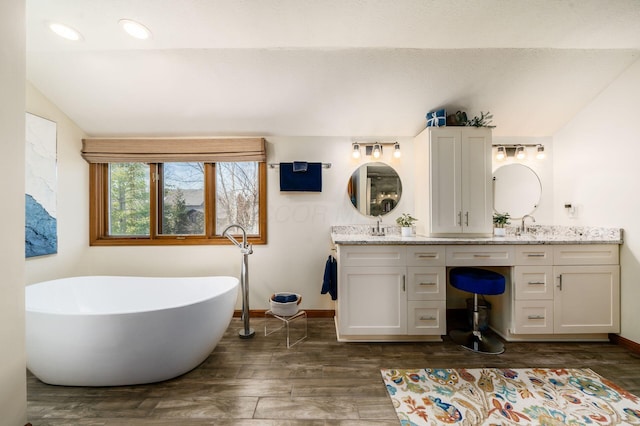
[269,163,332,169]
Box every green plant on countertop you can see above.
[396,213,418,227]
[493,212,511,228]
[467,111,496,128]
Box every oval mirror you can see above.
[348,162,402,217]
[493,164,541,219]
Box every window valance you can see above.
[81,137,266,163]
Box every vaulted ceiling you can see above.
[26,0,640,138]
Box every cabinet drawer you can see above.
[554,244,619,265]
[514,266,554,300]
[446,245,514,266]
[513,300,554,334]
[515,246,553,265]
[407,301,446,335]
[339,245,406,267]
[407,267,446,300]
[406,246,446,266]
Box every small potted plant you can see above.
[396,213,417,237]
[493,212,510,237]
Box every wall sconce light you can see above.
[352,143,361,159]
[352,141,401,160]
[393,142,401,158]
[493,143,546,161]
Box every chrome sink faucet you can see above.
[518,214,536,235]
[371,215,385,236]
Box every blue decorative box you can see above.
[426,109,446,127]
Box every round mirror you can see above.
[493,164,542,219]
[348,162,402,217]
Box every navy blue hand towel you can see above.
[280,162,322,192]
[321,255,338,300]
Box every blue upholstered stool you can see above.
[449,267,506,354]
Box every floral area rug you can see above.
[381,368,640,425]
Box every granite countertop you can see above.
[331,225,623,245]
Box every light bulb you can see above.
[495,146,506,161]
[352,143,361,159]
[516,145,526,160]
[372,144,381,159]
[393,142,401,158]
[536,145,545,160]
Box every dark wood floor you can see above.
[28,317,640,425]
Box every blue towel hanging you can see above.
[321,255,337,300]
[280,162,322,192]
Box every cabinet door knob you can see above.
[402,275,406,292]
[527,281,545,285]
[419,282,436,286]
[465,211,469,226]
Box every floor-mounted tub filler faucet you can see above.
[223,224,255,339]
[519,215,536,235]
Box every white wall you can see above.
[553,58,640,344]
[0,0,27,424]
[25,84,89,284]
[24,108,415,311]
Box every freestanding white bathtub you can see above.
[26,275,239,387]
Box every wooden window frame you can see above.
[89,162,267,246]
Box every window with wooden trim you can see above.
[84,138,267,246]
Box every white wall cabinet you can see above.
[418,127,493,235]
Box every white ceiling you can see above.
[26,0,640,138]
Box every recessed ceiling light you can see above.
[119,19,151,40]
[49,22,83,41]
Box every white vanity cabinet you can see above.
[510,244,620,337]
[335,245,446,341]
[406,246,447,336]
[512,246,555,334]
[332,238,621,342]
[338,266,407,336]
[414,127,493,235]
[553,245,620,334]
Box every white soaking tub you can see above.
[25,275,238,386]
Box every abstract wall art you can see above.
[25,112,57,258]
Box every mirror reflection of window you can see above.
[493,164,542,219]
[348,163,402,217]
